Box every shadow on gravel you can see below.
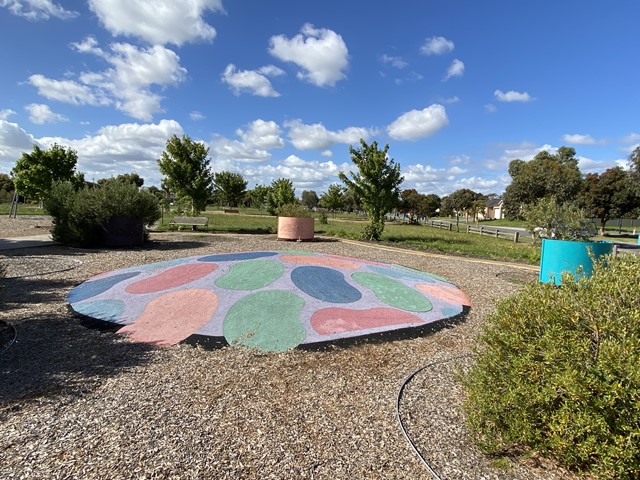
[0,312,155,406]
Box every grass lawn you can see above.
[157,210,542,264]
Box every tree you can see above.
[423,193,441,218]
[399,189,438,224]
[629,146,640,197]
[0,173,14,202]
[12,143,84,201]
[339,139,403,240]
[342,186,361,213]
[157,134,214,214]
[97,172,144,188]
[301,190,319,210]
[213,171,247,208]
[319,183,345,216]
[579,167,636,235]
[267,178,296,215]
[247,184,270,213]
[446,188,481,231]
[503,147,583,219]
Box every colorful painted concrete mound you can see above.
[68,251,471,352]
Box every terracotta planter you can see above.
[277,216,314,241]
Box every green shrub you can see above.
[45,181,161,247]
[523,196,594,243]
[462,254,640,479]
[275,203,311,218]
[319,212,328,224]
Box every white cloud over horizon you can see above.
[387,104,449,141]
[1,0,78,21]
[25,103,68,124]
[221,64,283,97]
[87,0,224,46]
[269,23,349,87]
[562,133,597,145]
[285,119,377,150]
[494,89,533,102]
[420,36,454,55]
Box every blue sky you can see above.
[1,0,639,197]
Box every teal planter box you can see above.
[539,238,613,285]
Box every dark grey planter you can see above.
[99,216,144,248]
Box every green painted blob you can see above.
[352,272,433,312]
[215,260,284,290]
[223,291,306,352]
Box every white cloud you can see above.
[387,104,449,141]
[484,103,497,113]
[25,103,68,124]
[622,133,640,144]
[28,74,107,106]
[190,111,205,121]
[38,119,183,184]
[221,64,282,97]
[88,0,224,46]
[30,38,187,121]
[562,133,597,145]
[380,54,408,69]
[0,120,37,171]
[236,119,284,149]
[494,89,533,102]
[269,23,349,87]
[420,36,454,55]
[285,119,377,150]
[0,109,16,120]
[210,136,271,163]
[393,71,424,85]
[440,96,460,104]
[443,59,464,81]
[1,0,78,20]
[321,150,333,157]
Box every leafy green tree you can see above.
[422,193,441,218]
[339,139,403,240]
[319,183,345,216]
[629,146,640,198]
[342,186,361,213]
[267,178,296,215]
[579,167,636,235]
[213,171,247,208]
[247,184,270,213]
[503,147,583,219]
[97,172,144,188]
[399,189,436,224]
[12,143,84,201]
[157,134,214,214]
[0,173,14,202]
[446,188,481,231]
[301,190,319,210]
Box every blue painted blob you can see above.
[198,251,278,263]
[68,272,140,303]
[291,266,362,303]
[136,258,191,271]
[442,306,463,317]
[368,265,441,283]
[73,300,126,322]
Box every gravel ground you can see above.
[0,219,580,479]
[0,216,52,238]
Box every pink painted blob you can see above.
[416,284,471,306]
[311,307,423,335]
[118,288,218,345]
[280,254,361,270]
[125,263,217,294]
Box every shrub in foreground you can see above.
[463,254,640,479]
[45,181,161,247]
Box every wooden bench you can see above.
[169,216,209,230]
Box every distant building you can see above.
[483,197,504,220]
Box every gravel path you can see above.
[0,224,579,479]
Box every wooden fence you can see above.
[426,220,523,243]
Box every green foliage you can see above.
[98,172,144,188]
[339,139,403,240]
[523,196,593,242]
[12,143,83,201]
[267,178,296,215]
[213,171,247,207]
[399,189,440,224]
[580,167,637,234]
[318,212,328,224]
[157,134,214,214]
[319,183,345,214]
[504,147,583,219]
[247,184,270,211]
[45,181,161,247]
[443,188,482,231]
[275,202,311,218]
[301,190,319,209]
[463,255,640,479]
